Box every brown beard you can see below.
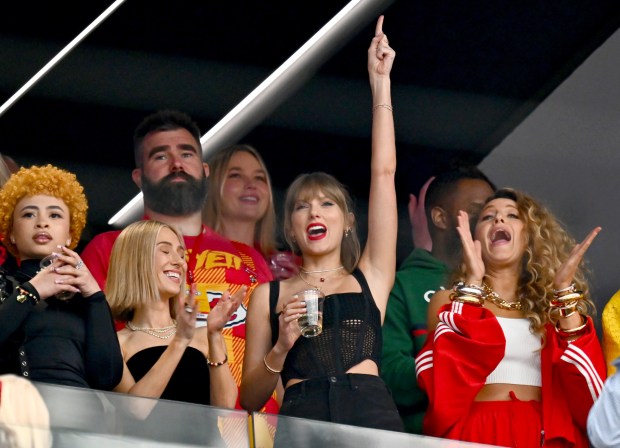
[141,171,208,216]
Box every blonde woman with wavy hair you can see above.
[202,144,300,282]
[420,188,606,447]
[203,144,277,256]
[108,220,242,410]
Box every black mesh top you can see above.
[269,268,382,386]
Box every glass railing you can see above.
[5,380,500,447]
[251,412,500,448]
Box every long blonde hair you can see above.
[106,220,185,321]
[203,144,277,255]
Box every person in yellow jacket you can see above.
[602,290,620,374]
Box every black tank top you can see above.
[127,346,211,405]
[269,268,382,386]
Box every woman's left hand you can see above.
[554,227,601,290]
[368,16,395,80]
[51,246,101,297]
[207,286,246,334]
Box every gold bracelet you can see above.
[263,354,282,375]
[449,292,484,307]
[206,353,228,367]
[550,291,583,305]
[555,315,588,338]
[16,287,40,304]
[553,283,576,297]
[372,104,393,112]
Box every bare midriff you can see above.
[475,383,541,402]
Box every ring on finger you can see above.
[184,304,193,313]
[75,260,84,270]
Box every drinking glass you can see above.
[294,289,325,338]
[40,254,75,301]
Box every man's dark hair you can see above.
[133,109,202,167]
[424,165,496,219]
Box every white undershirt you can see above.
[485,317,542,387]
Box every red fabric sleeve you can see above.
[542,317,606,447]
[416,301,505,439]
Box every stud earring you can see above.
[344,228,351,238]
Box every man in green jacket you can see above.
[382,166,495,434]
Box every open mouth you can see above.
[240,195,259,203]
[490,228,511,244]
[307,223,327,240]
[164,271,181,281]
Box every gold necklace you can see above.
[298,271,321,291]
[481,282,522,311]
[126,320,178,339]
[299,265,345,283]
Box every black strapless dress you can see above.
[123,345,225,446]
[127,345,211,405]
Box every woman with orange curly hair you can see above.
[418,188,606,447]
[0,165,122,390]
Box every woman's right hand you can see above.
[29,258,79,300]
[456,210,486,285]
[275,297,306,352]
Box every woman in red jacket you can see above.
[418,188,605,447]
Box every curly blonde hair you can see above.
[460,188,595,337]
[0,165,88,257]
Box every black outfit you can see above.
[127,346,211,405]
[269,268,402,439]
[123,345,224,446]
[0,259,123,390]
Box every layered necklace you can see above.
[482,282,522,311]
[298,265,345,290]
[126,320,178,339]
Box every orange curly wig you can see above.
[0,165,88,257]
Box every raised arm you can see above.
[359,16,398,318]
[410,176,435,251]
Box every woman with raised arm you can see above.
[418,188,606,447]
[107,220,241,409]
[240,16,401,432]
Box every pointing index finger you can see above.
[375,15,384,36]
